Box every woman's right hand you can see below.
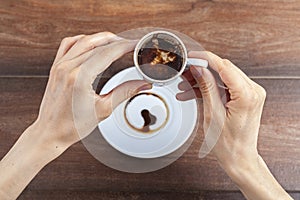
[178,51,266,167]
[177,51,292,200]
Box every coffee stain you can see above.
[141,109,157,132]
[124,92,169,134]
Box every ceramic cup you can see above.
[134,30,208,86]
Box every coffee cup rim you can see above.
[133,30,188,84]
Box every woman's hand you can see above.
[181,51,266,169]
[177,51,292,200]
[35,32,152,150]
[0,32,152,200]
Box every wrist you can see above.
[30,119,71,155]
[220,154,292,200]
[222,153,262,186]
[215,147,261,183]
[0,122,68,199]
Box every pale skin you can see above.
[0,32,293,200]
[177,51,293,200]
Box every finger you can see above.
[178,79,197,91]
[95,80,152,120]
[189,51,250,80]
[188,51,251,100]
[190,66,225,118]
[55,39,117,72]
[178,68,199,90]
[80,39,138,86]
[61,32,123,62]
[176,88,202,101]
[182,68,195,82]
[53,34,85,65]
[191,65,226,158]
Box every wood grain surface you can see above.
[0,78,299,199]
[1,0,300,77]
[0,0,299,199]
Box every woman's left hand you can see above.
[35,32,152,150]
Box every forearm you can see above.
[0,123,66,199]
[224,155,293,200]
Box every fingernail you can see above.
[137,83,153,91]
[114,35,124,40]
[131,39,139,44]
[191,66,202,79]
[122,39,138,45]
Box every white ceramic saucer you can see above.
[98,67,198,158]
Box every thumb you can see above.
[190,66,226,158]
[95,80,152,121]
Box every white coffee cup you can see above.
[134,30,208,85]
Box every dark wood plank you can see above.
[18,190,300,200]
[19,191,245,200]
[0,77,299,199]
[1,0,300,76]
[19,191,247,200]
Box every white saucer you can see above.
[98,67,198,158]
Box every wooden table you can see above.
[0,0,299,199]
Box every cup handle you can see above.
[187,58,228,90]
[186,58,208,69]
